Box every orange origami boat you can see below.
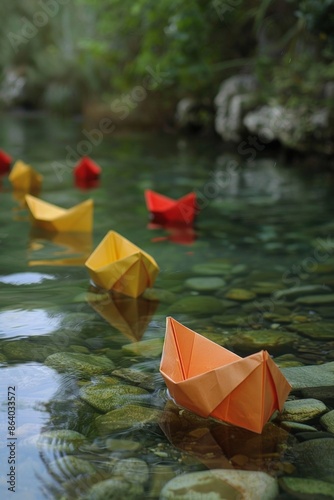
[88,291,158,341]
[25,194,93,233]
[145,189,197,224]
[74,156,101,183]
[0,149,12,174]
[160,317,291,434]
[9,160,43,193]
[85,231,160,298]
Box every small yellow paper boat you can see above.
[9,160,43,193]
[160,317,291,434]
[88,291,158,341]
[85,231,160,298]
[25,194,93,233]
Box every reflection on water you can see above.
[0,309,62,339]
[1,114,334,498]
[28,230,93,267]
[88,290,158,341]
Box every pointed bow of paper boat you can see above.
[85,231,160,298]
[25,194,93,233]
[160,317,292,434]
[145,189,197,224]
[0,149,12,174]
[9,160,43,192]
[74,156,101,182]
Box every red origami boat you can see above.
[0,149,12,175]
[144,189,197,224]
[74,157,101,185]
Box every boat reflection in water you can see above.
[87,289,158,342]
[28,229,93,267]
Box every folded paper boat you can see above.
[0,149,12,174]
[74,156,101,182]
[160,317,292,433]
[25,194,93,232]
[145,189,197,224]
[9,160,43,192]
[85,231,160,298]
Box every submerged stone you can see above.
[280,399,327,422]
[49,455,96,479]
[112,368,155,391]
[274,285,332,300]
[83,478,144,500]
[282,362,334,392]
[79,384,148,413]
[185,277,226,292]
[160,469,278,500]
[112,458,149,485]
[291,438,334,483]
[94,404,162,434]
[142,288,176,303]
[168,296,222,315]
[225,288,256,301]
[296,294,334,305]
[320,410,334,433]
[192,262,233,275]
[3,340,58,362]
[122,338,163,357]
[45,352,115,377]
[37,430,88,453]
[230,329,298,350]
[279,477,334,499]
[288,322,334,340]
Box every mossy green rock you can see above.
[160,470,278,500]
[168,296,222,315]
[112,458,149,484]
[37,430,88,453]
[49,455,96,478]
[3,340,58,362]
[225,288,256,301]
[112,368,155,391]
[192,261,232,275]
[122,338,163,357]
[280,399,327,422]
[45,352,115,377]
[83,478,144,500]
[288,322,334,340]
[185,277,225,292]
[296,294,334,305]
[95,404,162,433]
[231,330,298,350]
[80,384,148,413]
[142,288,176,303]
[279,477,334,498]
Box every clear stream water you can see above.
[0,113,334,499]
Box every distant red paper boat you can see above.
[0,149,12,174]
[145,189,197,224]
[74,157,101,183]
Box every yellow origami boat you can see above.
[160,317,291,434]
[9,160,43,193]
[85,231,160,298]
[25,194,93,233]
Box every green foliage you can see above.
[0,0,333,115]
